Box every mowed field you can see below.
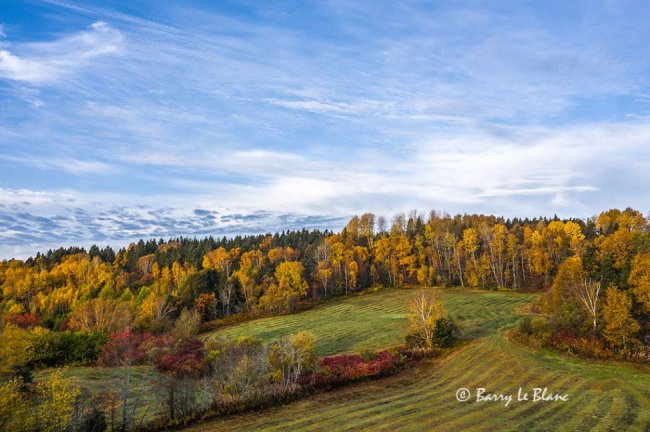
[189,288,650,432]
[203,288,524,355]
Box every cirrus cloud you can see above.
[0,21,123,84]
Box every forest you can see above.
[1,208,650,431]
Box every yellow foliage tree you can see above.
[0,324,34,374]
[34,370,82,432]
[602,286,640,349]
[549,256,584,309]
[203,247,240,277]
[258,262,308,314]
[234,250,266,310]
[0,378,29,430]
[275,261,308,298]
[407,289,447,350]
[629,253,650,312]
[69,299,132,333]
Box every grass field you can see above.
[34,365,162,422]
[203,288,527,356]
[188,288,650,432]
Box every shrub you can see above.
[96,331,149,367]
[531,317,550,341]
[432,318,456,348]
[9,313,41,329]
[359,348,378,361]
[548,302,588,335]
[304,350,402,388]
[30,331,108,367]
[519,316,533,336]
[154,338,206,378]
[405,317,456,349]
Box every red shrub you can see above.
[303,351,401,388]
[154,338,206,378]
[547,331,614,359]
[98,331,206,378]
[97,330,149,367]
[57,316,72,331]
[10,313,40,328]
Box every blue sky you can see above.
[1,0,650,258]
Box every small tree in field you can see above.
[268,331,316,391]
[406,289,449,350]
[97,331,147,432]
[33,370,81,432]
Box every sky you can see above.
[1,0,650,259]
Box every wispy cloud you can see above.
[1,1,650,258]
[0,21,122,84]
[1,154,116,175]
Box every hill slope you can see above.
[190,289,650,431]
[203,288,530,356]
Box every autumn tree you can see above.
[33,370,82,432]
[550,256,584,309]
[267,331,316,391]
[314,241,333,296]
[258,262,308,314]
[172,308,201,341]
[602,286,640,350]
[139,291,176,322]
[69,299,132,333]
[574,279,601,336]
[0,370,81,432]
[529,226,554,285]
[194,292,218,321]
[406,289,448,350]
[202,247,240,278]
[629,253,650,312]
[233,249,266,310]
[268,247,297,263]
[359,212,376,248]
[462,228,480,287]
[275,261,308,298]
[0,378,28,430]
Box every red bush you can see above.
[303,351,401,388]
[10,312,40,328]
[154,338,206,378]
[97,330,150,367]
[547,331,613,359]
[98,331,206,378]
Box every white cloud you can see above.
[0,155,116,175]
[185,121,650,217]
[267,98,389,115]
[1,119,649,259]
[2,2,650,258]
[0,21,123,84]
[0,24,6,38]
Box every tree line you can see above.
[1,208,649,359]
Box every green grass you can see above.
[187,288,650,432]
[35,365,162,422]
[203,288,529,356]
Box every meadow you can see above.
[188,288,650,432]
[203,287,528,355]
[36,287,530,422]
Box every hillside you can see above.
[203,288,531,356]
[188,289,650,432]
